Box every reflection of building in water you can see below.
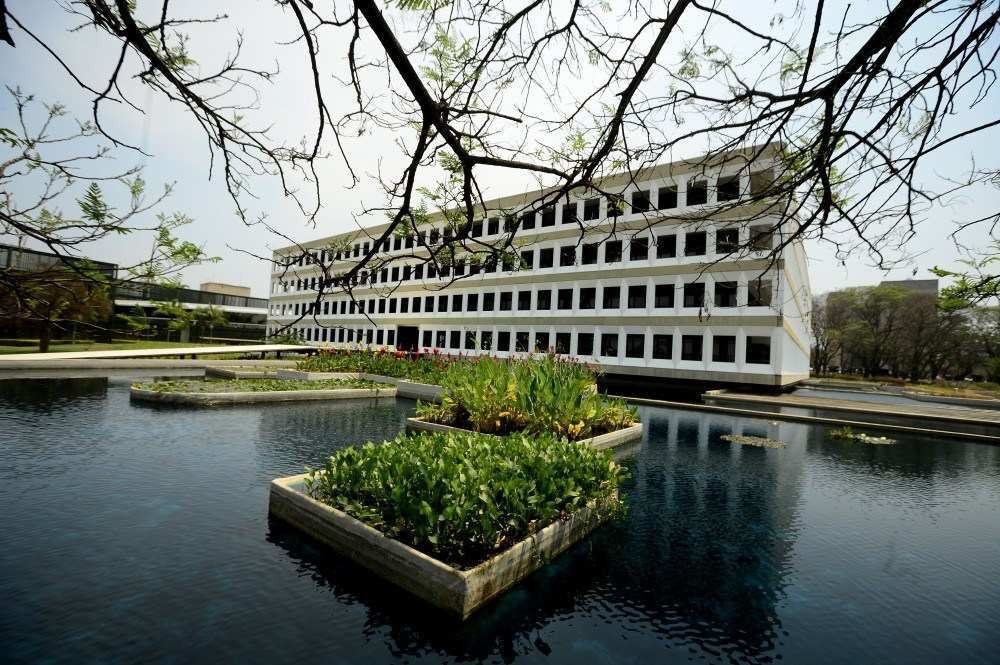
[253,399,413,473]
[0,376,108,408]
[616,407,808,660]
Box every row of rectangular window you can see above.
[282,279,772,317]
[280,225,774,293]
[283,326,771,365]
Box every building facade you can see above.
[267,148,812,387]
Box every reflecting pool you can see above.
[2,377,998,664]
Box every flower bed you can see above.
[415,355,639,442]
[270,431,624,617]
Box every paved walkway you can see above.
[0,344,312,361]
[704,392,1000,427]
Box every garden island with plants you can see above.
[132,349,638,615]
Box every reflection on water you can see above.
[1,378,998,664]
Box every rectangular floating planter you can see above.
[269,472,616,619]
[130,385,395,406]
[405,417,642,450]
[205,366,277,379]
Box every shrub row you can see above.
[305,430,625,568]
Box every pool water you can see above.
[2,377,998,664]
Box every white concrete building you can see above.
[267,147,811,387]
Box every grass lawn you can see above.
[0,339,230,355]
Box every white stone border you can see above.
[269,472,616,619]
[405,417,642,450]
[130,385,395,406]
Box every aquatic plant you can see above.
[132,378,378,393]
[305,431,625,568]
[829,426,896,445]
[721,434,786,449]
[416,354,637,440]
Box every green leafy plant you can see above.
[305,430,626,568]
[297,348,453,384]
[417,354,638,440]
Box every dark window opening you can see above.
[539,248,554,269]
[683,282,706,308]
[449,330,460,349]
[555,332,570,354]
[499,291,512,311]
[630,237,649,261]
[579,287,596,309]
[438,295,448,312]
[685,231,706,256]
[681,334,703,361]
[603,286,621,309]
[583,198,600,221]
[497,331,511,352]
[716,228,740,254]
[515,331,529,352]
[520,249,534,270]
[465,331,477,350]
[520,211,536,230]
[746,336,771,364]
[534,332,549,352]
[653,334,673,359]
[483,292,495,311]
[467,293,479,311]
[582,243,599,265]
[657,235,677,259]
[481,331,493,351]
[631,190,651,213]
[562,201,578,225]
[687,180,708,205]
[518,291,532,311]
[625,334,644,359]
[577,333,594,356]
[715,281,738,307]
[717,175,740,201]
[600,333,619,357]
[537,290,551,309]
[749,225,773,251]
[452,294,463,312]
[541,206,556,227]
[560,246,576,267]
[712,335,737,363]
[627,285,646,308]
[654,284,675,308]
[557,288,573,310]
[604,240,622,263]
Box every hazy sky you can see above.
[2,1,997,298]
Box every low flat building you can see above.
[267,146,812,387]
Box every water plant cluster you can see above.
[829,426,896,445]
[296,348,451,384]
[305,430,625,568]
[416,355,637,441]
[133,378,379,393]
[720,434,786,449]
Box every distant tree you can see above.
[151,300,227,343]
[0,268,112,351]
[0,87,218,342]
[2,2,998,336]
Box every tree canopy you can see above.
[2,1,998,331]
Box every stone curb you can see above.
[269,472,615,619]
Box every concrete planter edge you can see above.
[404,417,643,449]
[268,472,616,619]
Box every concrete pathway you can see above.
[704,392,1000,427]
[0,344,312,361]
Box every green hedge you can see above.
[305,431,625,568]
